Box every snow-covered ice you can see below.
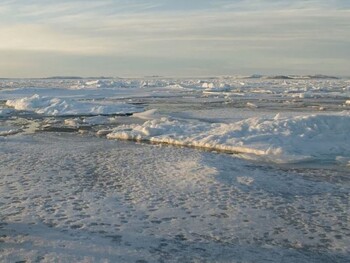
[0,77,350,262]
[132,109,160,120]
[106,112,350,164]
[1,133,349,262]
[5,94,142,116]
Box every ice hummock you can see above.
[106,112,350,163]
[5,94,143,116]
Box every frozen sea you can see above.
[0,76,349,262]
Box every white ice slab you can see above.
[106,112,350,163]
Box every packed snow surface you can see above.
[5,94,142,116]
[1,133,349,262]
[106,112,350,163]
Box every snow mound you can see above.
[106,113,350,163]
[6,94,142,116]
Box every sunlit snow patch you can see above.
[106,112,350,164]
[6,94,142,116]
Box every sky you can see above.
[0,0,349,77]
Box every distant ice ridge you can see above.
[106,112,350,163]
[5,94,142,116]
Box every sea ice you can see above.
[83,115,113,125]
[1,77,350,262]
[5,94,143,116]
[106,112,350,163]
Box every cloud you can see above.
[0,0,349,76]
[4,8,347,55]
[0,24,122,54]
[214,0,350,11]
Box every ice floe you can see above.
[1,77,350,262]
[106,112,350,163]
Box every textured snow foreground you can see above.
[1,134,349,263]
[1,77,350,262]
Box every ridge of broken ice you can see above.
[106,112,350,164]
[5,94,143,116]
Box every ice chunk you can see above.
[202,83,231,93]
[246,102,258,108]
[64,119,80,126]
[202,82,215,89]
[132,109,159,120]
[237,176,254,186]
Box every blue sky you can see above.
[0,0,349,77]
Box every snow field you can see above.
[1,133,349,262]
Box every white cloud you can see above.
[0,24,122,54]
[0,0,349,76]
